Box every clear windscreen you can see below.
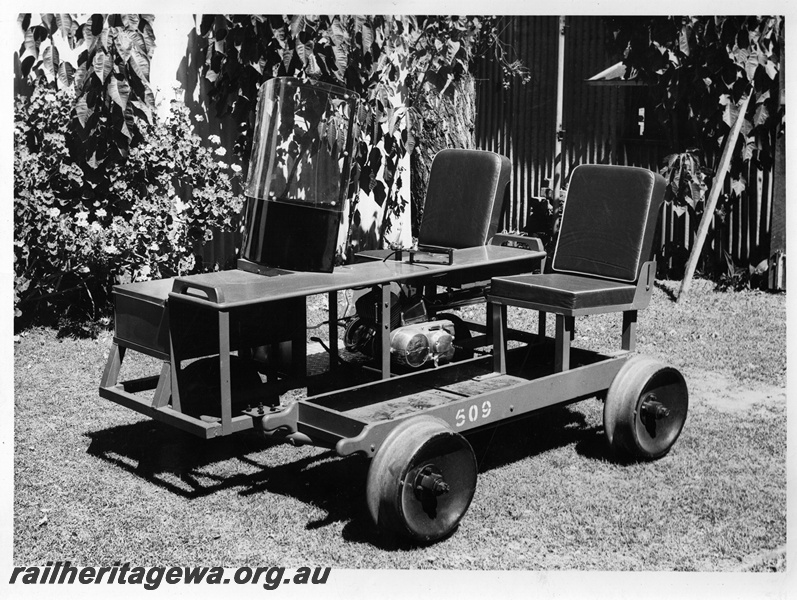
[245,77,358,212]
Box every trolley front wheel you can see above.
[604,355,688,460]
[366,416,477,544]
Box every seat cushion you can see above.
[491,273,637,312]
[419,149,511,249]
[552,165,665,282]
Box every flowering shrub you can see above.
[14,85,245,325]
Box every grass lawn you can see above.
[12,278,786,574]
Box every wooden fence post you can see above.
[677,91,752,301]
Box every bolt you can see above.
[641,395,670,420]
[432,479,450,495]
[415,466,450,498]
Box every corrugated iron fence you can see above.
[474,15,777,275]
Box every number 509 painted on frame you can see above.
[455,401,492,427]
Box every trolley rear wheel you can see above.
[604,355,688,460]
[366,416,477,544]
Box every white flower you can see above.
[195,114,204,122]
[231,164,242,173]
[178,254,195,273]
[218,161,229,170]
[173,195,187,213]
[214,146,227,156]
[208,135,221,145]
[96,208,107,218]
[48,207,60,218]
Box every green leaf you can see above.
[331,19,347,45]
[121,14,139,30]
[388,106,406,135]
[326,118,337,149]
[333,44,348,75]
[56,14,77,49]
[361,23,374,53]
[733,46,749,66]
[444,39,461,64]
[75,58,87,90]
[744,53,759,81]
[19,27,40,75]
[141,19,156,56]
[722,100,740,128]
[131,99,152,124]
[282,48,293,72]
[742,137,756,162]
[58,61,75,88]
[75,95,92,127]
[295,40,309,66]
[114,29,133,62]
[751,258,769,275]
[289,15,305,39]
[128,43,150,81]
[92,49,111,83]
[754,103,769,127]
[81,22,97,54]
[128,29,147,58]
[41,44,59,83]
[306,53,320,76]
[730,177,745,197]
[41,14,57,34]
[90,14,104,37]
[108,76,129,110]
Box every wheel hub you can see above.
[414,465,450,499]
[639,393,671,437]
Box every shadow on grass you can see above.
[654,280,678,303]
[466,404,607,471]
[85,403,614,550]
[85,421,277,498]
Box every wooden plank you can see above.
[438,373,524,397]
[345,388,464,422]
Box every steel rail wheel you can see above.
[604,355,688,460]
[366,415,478,544]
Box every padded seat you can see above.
[490,273,637,312]
[418,149,511,249]
[357,149,511,263]
[487,164,666,372]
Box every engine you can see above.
[343,289,457,368]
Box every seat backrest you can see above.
[418,149,511,248]
[552,164,666,283]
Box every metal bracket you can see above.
[409,245,454,266]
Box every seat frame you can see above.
[486,163,664,374]
[487,259,655,372]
